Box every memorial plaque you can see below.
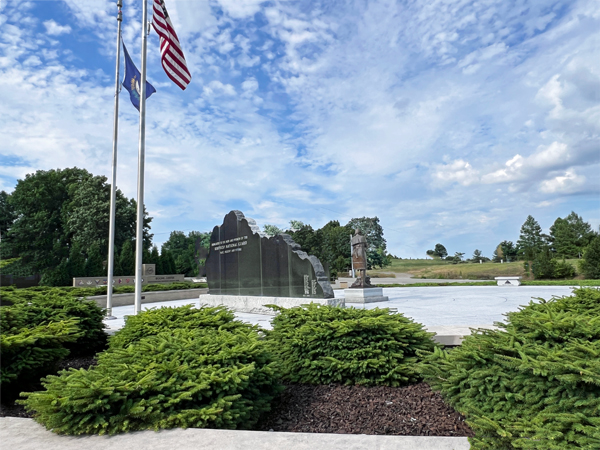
[206,210,334,298]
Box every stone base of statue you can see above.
[199,294,345,315]
[344,287,389,303]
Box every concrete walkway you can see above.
[105,285,574,344]
[0,417,471,450]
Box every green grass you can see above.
[375,279,600,288]
[369,258,585,281]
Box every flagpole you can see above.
[106,0,123,320]
[134,0,149,315]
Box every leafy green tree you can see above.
[160,248,177,274]
[492,240,517,262]
[39,258,71,286]
[288,220,305,232]
[119,240,135,276]
[263,224,283,237]
[531,248,556,279]
[4,168,152,280]
[346,217,390,268]
[321,220,353,273]
[579,236,600,279]
[67,242,86,279]
[287,224,322,259]
[516,215,545,260]
[549,212,595,258]
[85,242,104,277]
[0,190,15,239]
[471,249,483,262]
[162,231,209,276]
[429,243,447,259]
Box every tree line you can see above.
[265,217,392,278]
[0,168,209,286]
[426,213,600,279]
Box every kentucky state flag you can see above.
[122,41,156,111]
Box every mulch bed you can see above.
[0,355,97,419]
[257,383,474,437]
[2,358,473,437]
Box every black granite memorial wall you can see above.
[206,211,334,298]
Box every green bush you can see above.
[109,304,255,350]
[419,288,600,449]
[1,318,82,399]
[552,259,576,279]
[21,319,282,435]
[1,287,107,356]
[579,236,600,279]
[266,303,436,386]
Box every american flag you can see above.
[151,0,191,90]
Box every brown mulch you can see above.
[0,355,97,419]
[257,383,474,437]
[2,358,472,437]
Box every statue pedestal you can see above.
[344,287,389,303]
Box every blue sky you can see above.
[1,0,598,258]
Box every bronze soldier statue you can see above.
[351,229,372,288]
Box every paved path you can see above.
[105,285,574,344]
[0,417,470,450]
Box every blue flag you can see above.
[122,41,156,111]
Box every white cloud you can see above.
[43,20,71,36]
[539,170,586,193]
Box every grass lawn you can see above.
[368,258,586,281]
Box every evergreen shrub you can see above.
[1,317,81,398]
[419,288,600,449]
[109,304,255,349]
[21,309,282,435]
[266,304,436,386]
[0,287,107,356]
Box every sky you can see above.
[0,0,599,259]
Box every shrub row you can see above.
[1,281,206,299]
[266,303,437,386]
[419,287,600,449]
[21,305,282,435]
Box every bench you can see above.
[494,276,522,286]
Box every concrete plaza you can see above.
[104,285,575,335]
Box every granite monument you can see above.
[205,210,334,298]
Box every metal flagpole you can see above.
[134,0,149,315]
[106,0,123,321]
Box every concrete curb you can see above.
[86,289,208,308]
[0,417,471,450]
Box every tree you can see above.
[516,216,545,260]
[493,241,517,262]
[579,236,600,279]
[0,190,15,239]
[263,224,283,237]
[531,248,556,279]
[449,252,465,264]
[432,244,448,259]
[288,220,305,232]
[162,231,210,276]
[321,220,353,273]
[68,242,86,279]
[160,248,177,274]
[85,242,104,277]
[119,241,135,276]
[549,212,595,258]
[4,168,152,280]
[471,249,483,262]
[346,217,390,269]
[67,175,153,254]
